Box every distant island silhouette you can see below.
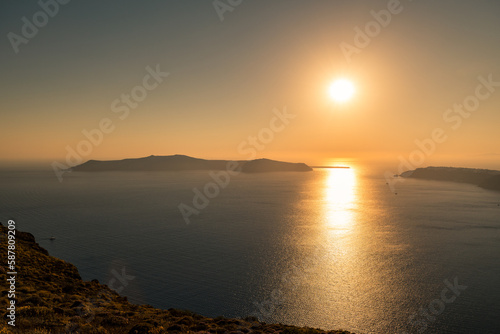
[71,155,313,173]
[310,166,350,169]
[400,166,500,191]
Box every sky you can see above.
[1,0,500,169]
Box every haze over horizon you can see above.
[2,0,500,170]
[2,3,500,332]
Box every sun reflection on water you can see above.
[280,167,410,332]
[324,168,357,232]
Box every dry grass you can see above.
[0,223,352,334]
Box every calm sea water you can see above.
[1,165,499,333]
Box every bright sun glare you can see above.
[328,79,355,103]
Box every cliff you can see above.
[0,223,350,334]
[400,166,500,191]
[478,174,500,191]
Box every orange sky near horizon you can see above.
[1,1,500,170]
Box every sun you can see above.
[328,79,355,103]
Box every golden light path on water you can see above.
[324,168,357,232]
[322,167,390,331]
[278,166,409,333]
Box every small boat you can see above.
[49,236,56,240]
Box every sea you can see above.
[1,164,499,334]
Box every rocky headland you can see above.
[0,222,350,334]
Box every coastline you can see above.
[0,222,352,334]
[400,166,500,191]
